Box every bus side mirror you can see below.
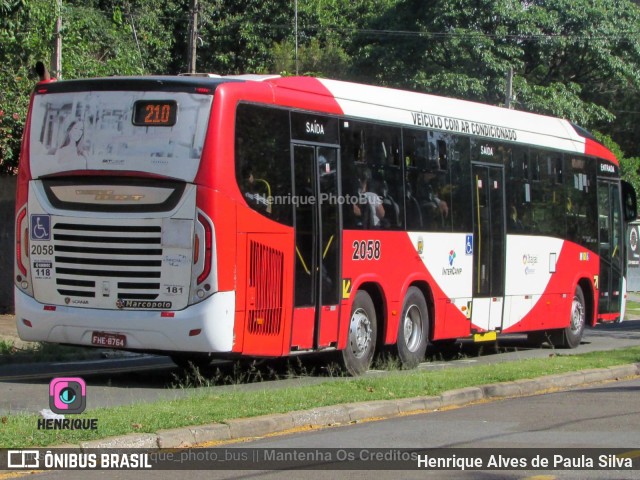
[621,180,637,222]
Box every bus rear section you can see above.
[14,77,235,355]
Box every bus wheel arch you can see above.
[578,277,595,327]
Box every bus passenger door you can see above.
[471,164,506,333]
[597,180,623,319]
[291,145,341,351]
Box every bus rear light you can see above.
[189,329,201,337]
[193,234,200,264]
[161,311,175,318]
[15,208,27,277]
[195,87,211,94]
[43,305,56,311]
[22,319,33,328]
[197,213,213,284]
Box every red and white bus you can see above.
[15,74,637,375]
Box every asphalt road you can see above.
[1,318,639,415]
[8,377,640,480]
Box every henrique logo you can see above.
[49,377,86,414]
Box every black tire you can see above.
[341,290,377,376]
[395,286,429,369]
[549,285,586,349]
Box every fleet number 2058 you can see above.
[31,244,54,255]
[352,240,381,261]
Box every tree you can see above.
[594,132,640,196]
[351,0,640,156]
[0,0,56,174]
[0,0,179,174]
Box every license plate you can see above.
[91,331,126,348]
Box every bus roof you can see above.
[35,75,245,94]
[264,76,617,164]
[34,74,617,164]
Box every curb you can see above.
[59,363,640,450]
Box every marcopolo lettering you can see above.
[116,299,172,309]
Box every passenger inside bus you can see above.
[380,179,401,228]
[508,204,524,231]
[353,168,385,228]
[240,165,271,214]
[416,169,449,229]
[405,182,423,230]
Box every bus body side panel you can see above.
[339,231,473,351]
[502,239,599,333]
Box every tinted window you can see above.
[505,145,529,233]
[235,104,292,225]
[565,155,598,250]
[529,149,565,237]
[405,130,470,232]
[340,120,403,230]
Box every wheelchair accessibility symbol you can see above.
[465,234,473,255]
[31,215,51,241]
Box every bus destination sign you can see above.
[133,100,178,127]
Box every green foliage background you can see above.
[1,0,639,191]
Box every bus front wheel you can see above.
[395,286,429,368]
[341,290,377,376]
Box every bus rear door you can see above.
[471,164,506,335]
[290,144,342,351]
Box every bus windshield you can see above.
[29,90,213,181]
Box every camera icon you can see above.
[49,377,86,414]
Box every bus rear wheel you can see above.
[550,285,586,349]
[341,290,377,376]
[395,287,429,369]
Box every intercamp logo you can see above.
[443,250,462,276]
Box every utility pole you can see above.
[52,0,62,79]
[188,0,198,73]
[295,0,298,75]
[505,67,513,109]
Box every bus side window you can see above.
[235,104,292,225]
[341,120,403,230]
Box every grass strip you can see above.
[625,301,640,315]
[0,339,102,365]
[1,346,639,448]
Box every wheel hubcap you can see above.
[570,296,585,333]
[403,304,422,352]
[349,308,372,359]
